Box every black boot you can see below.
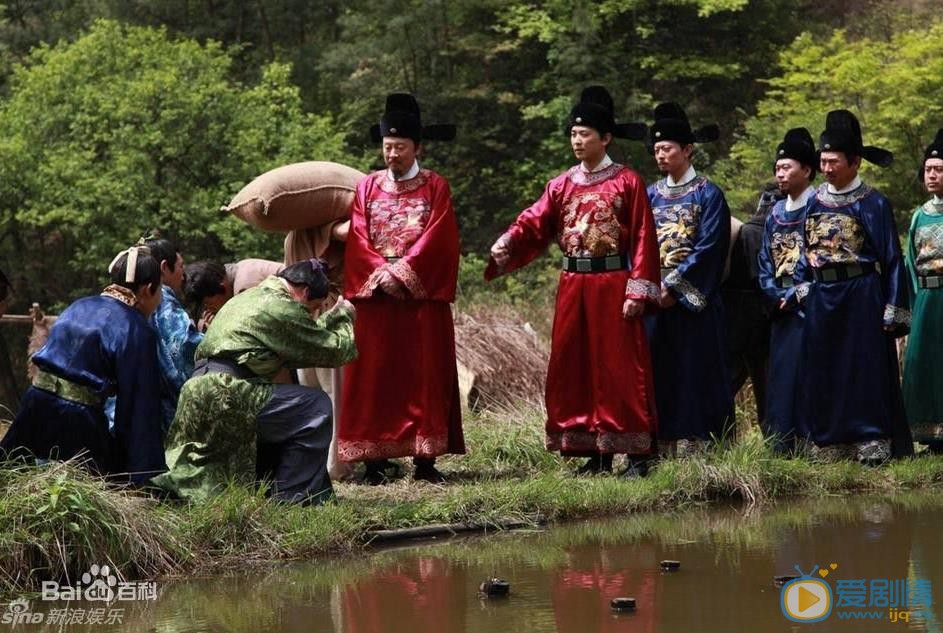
[924,441,943,455]
[621,456,654,478]
[363,459,399,485]
[413,457,446,483]
[576,453,613,475]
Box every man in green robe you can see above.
[904,128,943,451]
[156,260,356,504]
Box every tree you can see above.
[715,22,943,221]
[0,19,354,306]
[303,0,821,250]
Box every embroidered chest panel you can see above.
[653,203,701,267]
[770,229,804,279]
[367,197,431,257]
[805,212,865,267]
[558,191,623,257]
[914,222,943,276]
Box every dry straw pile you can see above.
[454,307,548,411]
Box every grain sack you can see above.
[224,161,365,232]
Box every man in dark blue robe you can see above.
[757,128,817,452]
[798,109,912,462]
[645,102,734,455]
[1,246,167,483]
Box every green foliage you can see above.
[455,404,560,475]
[0,19,349,304]
[0,3,936,306]
[716,23,943,223]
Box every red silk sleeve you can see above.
[622,171,662,312]
[484,180,559,280]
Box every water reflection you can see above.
[551,543,658,632]
[10,493,943,632]
[340,557,467,633]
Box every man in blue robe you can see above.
[757,128,817,452]
[142,237,202,431]
[105,237,203,433]
[798,109,912,462]
[645,102,734,455]
[1,246,167,483]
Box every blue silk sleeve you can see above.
[757,212,784,308]
[863,195,910,333]
[151,289,202,392]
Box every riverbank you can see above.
[3,403,943,596]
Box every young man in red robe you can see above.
[486,86,661,476]
[338,93,464,484]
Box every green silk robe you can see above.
[155,277,356,501]
[903,198,943,443]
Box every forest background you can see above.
[2,1,943,589]
[0,0,940,314]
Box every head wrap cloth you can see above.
[108,241,151,283]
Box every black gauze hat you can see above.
[566,86,646,140]
[649,102,719,149]
[369,93,456,144]
[919,128,943,182]
[774,127,818,177]
[923,128,943,163]
[818,109,893,168]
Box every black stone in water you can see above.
[773,574,801,587]
[478,578,510,597]
[660,560,681,571]
[610,597,637,612]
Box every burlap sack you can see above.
[224,161,365,232]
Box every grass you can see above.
[3,400,943,596]
[0,460,186,591]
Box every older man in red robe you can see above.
[338,93,463,484]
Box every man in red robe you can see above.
[339,93,463,484]
[486,86,660,476]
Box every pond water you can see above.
[8,494,943,632]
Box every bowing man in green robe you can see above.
[156,259,356,504]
